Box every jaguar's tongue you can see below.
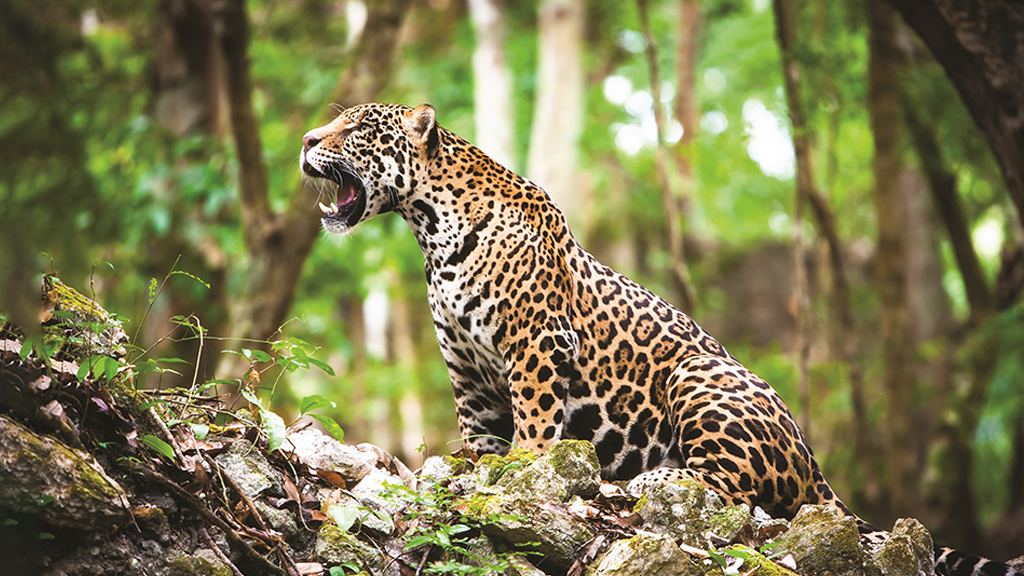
[336,177,358,206]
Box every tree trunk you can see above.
[468,0,516,170]
[903,105,994,321]
[636,0,697,314]
[868,0,916,522]
[390,277,425,466]
[216,0,410,382]
[339,294,368,443]
[528,0,586,227]
[154,0,224,136]
[672,0,700,220]
[884,0,1024,228]
[771,0,812,439]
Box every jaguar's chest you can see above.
[427,265,506,364]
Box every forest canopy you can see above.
[1,0,1022,559]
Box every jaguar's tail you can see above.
[934,546,1024,576]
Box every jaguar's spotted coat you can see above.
[300,102,1020,576]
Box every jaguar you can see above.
[300,102,1020,576]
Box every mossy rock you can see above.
[475,448,538,486]
[41,275,128,361]
[162,550,234,576]
[635,477,725,548]
[315,524,385,572]
[498,440,601,502]
[872,518,935,576]
[588,531,704,576]
[774,505,871,576]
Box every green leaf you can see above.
[141,434,175,460]
[308,357,336,376]
[708,549,728,569]
[724,548,752,560]
[263,409,287,452]
[19,339,34,362]
[300,394,335,414]
[241,348,273,363]
[308,413,345,443]
[103,356,119,382]
[240,388,261,405]
[170,269,210,289]
[188,422,209,440]
[327,502,362,532]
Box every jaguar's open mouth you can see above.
[310,166,366,229]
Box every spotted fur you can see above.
[300,103,1021,576]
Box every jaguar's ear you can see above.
[404,104,439,158]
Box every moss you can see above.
[41,276,127,361]
[544,440,600,473]
[737,548,799,576]
[441,454,474,475]
[163,550,233,576]
[476,449,537,485]
[708,503,752,541]
[316,524,384,570]
[775,505,868,576]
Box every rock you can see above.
[41,276,129,361]
[351,467,407,516]
[775,505,871,576]
[459,488,596,569]
[417,454,473,484]
[0,415,129,532]
[213,438,286,499]
[255,500,300,540]
[324,491,394,538]
[872,518,935,576]
[498,440,601,503]
[315,524,385,572]
[466,535,548,576]
[635,477,724,548]
[709,503,754,543]
[161,549,233,576]
[284,426,378,483]
[589,531,702,576]
[475,449,538,486]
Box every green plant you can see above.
[374,481,534,575]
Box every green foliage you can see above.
[374,481,531,576]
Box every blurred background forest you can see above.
[2,0,1023,559]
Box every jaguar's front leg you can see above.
[505,322,579,453]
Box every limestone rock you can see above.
[315,524,386,572]
[635,478,724,548]
[872,518,935,576]
[284,426,378,483]
[498,439,601,503]
[589,531,703,576]
[0,415,129,532]
[460,488,596,569]
[775,505,872,576]
[213,438,286,499]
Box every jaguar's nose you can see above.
[303,133,321,152]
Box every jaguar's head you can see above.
[300,102,439,234]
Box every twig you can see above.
[201,526,245,576]
[130,463,286,576]
[204,453,300,576]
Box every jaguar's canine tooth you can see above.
[319,202,331,214]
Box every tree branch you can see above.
[220,0,272,249]
[885,0,1024,228]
